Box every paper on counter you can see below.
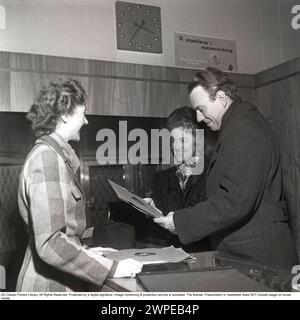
[104,246,191,265]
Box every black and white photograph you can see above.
[0,0,299,305]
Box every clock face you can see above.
[115,1,162,53]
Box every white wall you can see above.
[0,0,299,74]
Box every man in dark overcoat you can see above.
[154,67,297,270]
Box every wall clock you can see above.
[115,1,162,53]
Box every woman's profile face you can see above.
[170,126,194,164]
[65,105,88,141]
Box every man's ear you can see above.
[215,90,226,101]
[215,90,228,106]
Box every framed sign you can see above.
[174,32,238,71]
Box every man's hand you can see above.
[153,212,177,234]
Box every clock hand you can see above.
[133,20,146,28]
[139,25,155,34]
[130,20,147,43]
[129,25,143,43]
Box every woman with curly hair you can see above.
[17,79,142,292]
[144,106,211,252]
[152,106,208,215]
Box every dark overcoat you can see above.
[174,99,297,270]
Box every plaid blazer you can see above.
[16,134,115,292]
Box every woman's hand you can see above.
[153,212,177,234]
[113,258,143,278]
[81,226,94,240]
[87,247,118,256]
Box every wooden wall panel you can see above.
[8,52,89,75]
[254,57,300,88]
[6,52,254,87]
[0,52,10,68]
[87,77,183,117]
[254,57,300,260]
[9,71,90,113]
[10,71,43,112]
[7,71,198,117]
[253,84,274,125]
[0,70,10,111]
[0,51,254,118]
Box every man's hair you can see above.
[187,67,238,100]
[27,78,87,137]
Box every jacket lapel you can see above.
[206,98,241,176]
[206,141,220,176]
[38,135,85,198]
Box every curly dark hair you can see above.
[167,106,204,132]
[167,106,206,159]
[27,78,87,137]
[187,67,238,100]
